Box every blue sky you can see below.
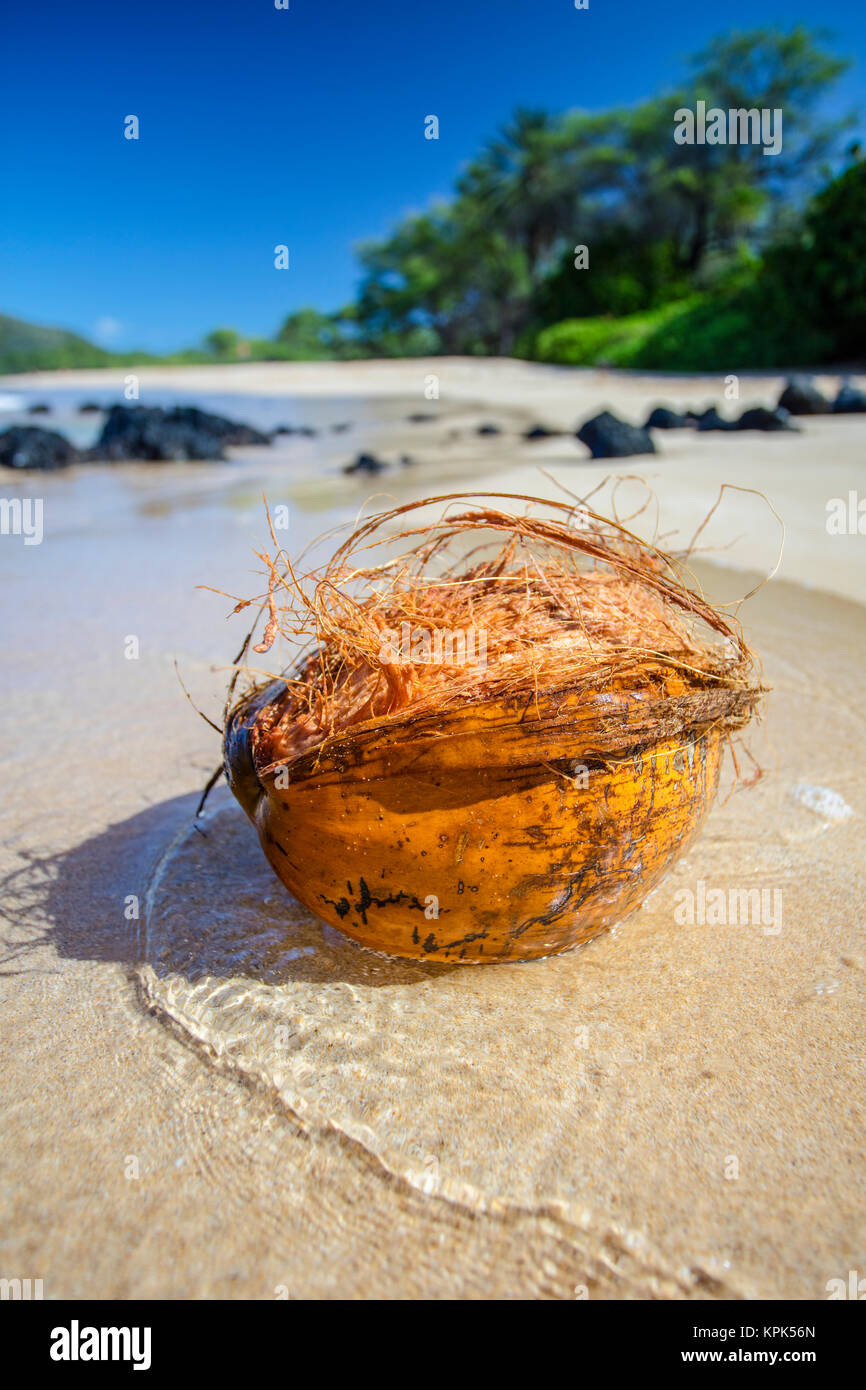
[3,0,864,352]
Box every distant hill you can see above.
[0,313,114,373]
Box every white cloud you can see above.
[93,316,123,342]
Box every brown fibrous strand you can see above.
[227,492,765,770]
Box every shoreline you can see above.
[2,359,864,606]
[3,356,863,395]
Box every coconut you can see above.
[221,492,765,962]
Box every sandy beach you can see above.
[1,359,864,1299]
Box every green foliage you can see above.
[349,26,852,364]
[532,155,866,371]
[758,156,866,359]
[631,290,832,369]
[354,203,531,356]
[0,313,113,372]
[204,327,241,359]
[533,302,694,368]
[533,280,835,372]
[534,231,691,322]
[274,307,363,360]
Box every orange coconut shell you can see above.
[225,670,730,962]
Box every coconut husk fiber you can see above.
[228,491,764,771]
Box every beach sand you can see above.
[1,359,864,1299]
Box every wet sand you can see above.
[1,360,864,1299]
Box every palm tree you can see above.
[457,108,579,283]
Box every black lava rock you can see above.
[695,407,738,432]
[94,407,219,460]
[736,406,798,432]
[644,406,693,430]
[477,423,501,436]
[271,424,294,435]
[178,406,270,446]
[91,404,270,461]
[407,413,436,423]
[344,452,387,475]
[27,402,52,415]
[331,422,351,433]
[523,425,560,440]
[777,377,830,415]
[399,454,414,466]
[0,426,78,470]
[576,411,656,459]
[78,401,102,413]
[833,383,866,414]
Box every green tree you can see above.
[758,154,866,359]
[456,109,582,281]
[275,307,352,359]
[301,26,855,362]
[668,26,852,271]
[204,327,240,359]
[355,202,530,356]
